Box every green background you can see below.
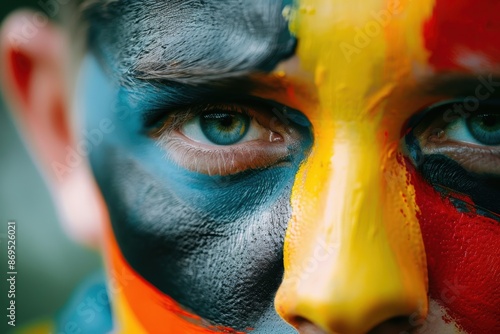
[0,1,101,332]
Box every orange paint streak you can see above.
[104,224,245,334]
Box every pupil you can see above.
[481,114,499,129]
[219,115,234,128]
[200,111,250,146]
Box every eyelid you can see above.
[149,99,307,140]
[411,99,499,136]
[149,103,251,138]
[149,100,310,175]
[406,99,465,132]
[162,134,294,176]
[410,99,500,174]
[408,98,500,131]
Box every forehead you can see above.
[424,0,500,72]
[84,0,296,83]
[83,0,500,87]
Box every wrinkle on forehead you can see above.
[82,0,296,85]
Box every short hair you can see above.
[59,0,118,73]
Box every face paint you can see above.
[274,1,434,332]
[424,0,500,72]
[104,223,247,334]
[74,0,500,333]
[404,98,500,332]
[274,0,500,332]
[83,0,296,84]
[79,10,310,330]
[409,162,500,333]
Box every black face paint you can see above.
[79,54,312,332]
[77,1,309,331]
[94,144,310,331]
[418,154,500,220]
[404,99,500,221]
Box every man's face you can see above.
[76,0,499,333]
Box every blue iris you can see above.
[467,114,500,145]
[200,112,250,145]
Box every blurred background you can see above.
[0,1,101,333]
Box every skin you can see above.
[0,0,499,333]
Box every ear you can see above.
[0,11,105,247]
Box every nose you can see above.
[275,123,428,334]
[294,317,414,334]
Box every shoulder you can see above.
[56,271,114,334]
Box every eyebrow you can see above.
[419,74,500,97]
[124,75,265,125]
[123,73,305,131]
[83,0,297,87]
[130,60,257,86]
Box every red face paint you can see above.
[423,0,500,72]
[408,163,500,333]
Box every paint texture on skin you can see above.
[419,154,500,216]
[424,0,500,72]
[95,148,300,333]
[275,0,434,332]
[103,224,245,334]
[79,4,310,326]
[409,162,500,333]
[78,0,500,333]
[78,0,309,330]
[83,0,296,85]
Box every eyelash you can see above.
[149,103,251,138]
[149,102,303,176]
[410,100,500,174]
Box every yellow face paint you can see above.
[275,0,436,332]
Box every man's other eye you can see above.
[446,113,500,146]
[408,99,500,175]
[405,99,500,216]
[150,102,310,176]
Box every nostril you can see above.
[292,317,328,334]
[367,316,414,334]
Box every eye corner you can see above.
[404,97,500,181]
[148,99,311,176]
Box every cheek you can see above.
[410,169,500,333]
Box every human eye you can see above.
[149,101,310,176]
[408,99,500,175]
[445,109,500,147]
[405,99,500,215]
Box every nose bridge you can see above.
[275,122,428,333]
[274,0,433,331]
